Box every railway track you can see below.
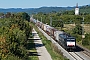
[76,44,90,59]
[69,52,84,60]
[81,50,90,59]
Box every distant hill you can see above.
[0,7,75,14]
[80,5,90,14]
[0,8,33,14]
[30,7,75,13]
[0,5,90,14]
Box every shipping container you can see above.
[43,24,49,31]
[46,25,51,35]
[54,31,63,41]
[50,28,57,36]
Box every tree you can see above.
[0,36,8,59]
[15,12,30,21]
[60,20,64,30]
[0,12,32,60]
[54,20,64,30]
[72,24,82,35]
[22,12,30,21]
[0,13,4,16]
[5,12,11,18]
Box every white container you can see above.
[46,25,52,32]
[43,24,49,31]
[54,31,63,41]
[43,24,47,31]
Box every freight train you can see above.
[30,17,76,50]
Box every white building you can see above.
[75,3,79,15]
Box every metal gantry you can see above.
[82,17,85,45]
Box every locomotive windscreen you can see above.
[67,38,75,42]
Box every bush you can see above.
[72,24,82,35]
[51,43,63,56]
[82,33,90,46]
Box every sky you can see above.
[0,0,90,8]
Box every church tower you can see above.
[75,3,79,15]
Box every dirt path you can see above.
[32,28,52,60]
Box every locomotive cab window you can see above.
[67,39,75,42]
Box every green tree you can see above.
[60,20,64,30]
[5,12,11,18]
[0,12,32,60]
[82,33,90,46]
[54,20,64,30]
[22,12,30,21]
[0,13,4,16]
[72,24,82,35]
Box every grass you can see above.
[26,39,39,60]
[84,24,90,33]
[85,46,90,50]
[31,22,69,60]
[64,24,75,31]
[64,24,90,33]
[2,55,22,60]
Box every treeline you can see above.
[0,12,32,60]
[33,12,90,26]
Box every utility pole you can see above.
[82,17,85,45]
[41,17,42,23]
[82,17,84,35]
[50,17,52,26]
